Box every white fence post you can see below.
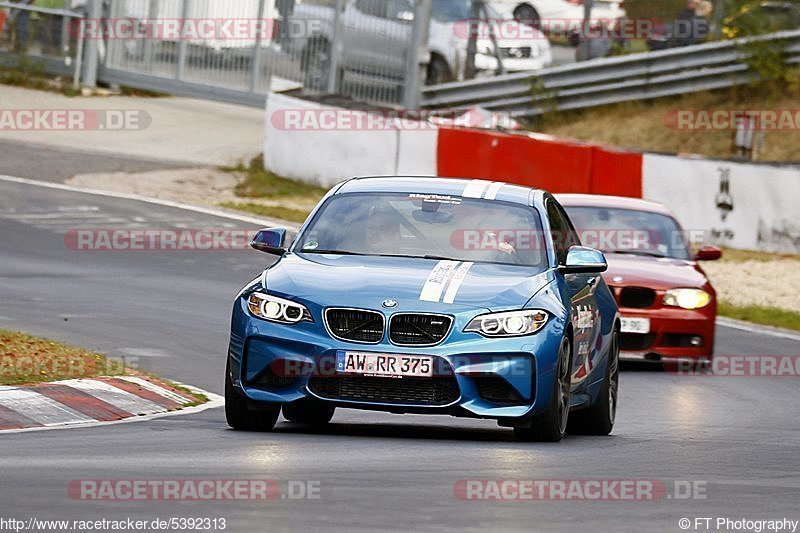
[81,0,103,87]
[403,0,431,110]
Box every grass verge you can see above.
[0,56,166,97]
[717,302,800,332]
[0,56,78,95]
[218,201,311,224]
[0,329,125,385]
[717,247,799,263]
[0,330,208,405]
[225,155,327,199]
[219,155,325,223]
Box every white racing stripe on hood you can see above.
[442,262,474,304]
[419,260,461,302]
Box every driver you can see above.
[365,206,402,254]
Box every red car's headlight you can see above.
[663,289,711,310]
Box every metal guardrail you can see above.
[421,30,800,117]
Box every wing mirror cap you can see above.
[695,245,722,261]
[251,228,287,255]
[560,246,608,274]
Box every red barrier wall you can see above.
[590,146,643,198]
[437,127,594,193]
[437,127,643,198]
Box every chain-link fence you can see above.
[1,0,544,109]
[104,0,269,94]
[0,1,85,88]
[98,0,431,107]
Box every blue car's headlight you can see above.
[246,292,313,324]
[465,310,548,338]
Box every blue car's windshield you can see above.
[564,206,691,260]
[295,192,548,268]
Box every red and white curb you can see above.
[0,376,222,434]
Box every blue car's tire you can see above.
[225,361,280,431]
[568,329,620,436]
[282,398,335,425]
[514,337,572,443]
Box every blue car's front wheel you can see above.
[569,329,620,436]
[514,337,572,443]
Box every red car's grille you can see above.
[618,287,657,308]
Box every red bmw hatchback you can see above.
[559,194,721,362]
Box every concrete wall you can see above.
[264,93,436,188]
[643,154,800,253]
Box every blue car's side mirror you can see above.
[251,228,287,255]
[560,246,608,274]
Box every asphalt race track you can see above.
[0,148,799,532]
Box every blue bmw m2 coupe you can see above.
[226,177,620,442]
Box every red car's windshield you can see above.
[564,206,691,260]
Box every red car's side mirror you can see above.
[695,246,722,261]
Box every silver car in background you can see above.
[489,0,626,28]
[285,0,552,88]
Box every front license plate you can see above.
[621,317,651,334]
[336,351,433,378]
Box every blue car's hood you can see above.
[264,253,552,312]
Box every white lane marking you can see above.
[0,389,94,426]
[420,260,460,302]
[117,376,193,405]
[716,317,800,342]
[0,175,300,230]
[59,379,165,415]
[0,389,223,435]
[117,347,171,358]
[17,218,130,227]
[442,262,474,304]
[483,182,504,200]
[3,212,110,220]
[462,180,489,199]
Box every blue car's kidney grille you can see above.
[389,314,452,346]
[325,308,385,343]
[308,376,459,406]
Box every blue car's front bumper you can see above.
[227,296,570,422]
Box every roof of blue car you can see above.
[337,176,539,205]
